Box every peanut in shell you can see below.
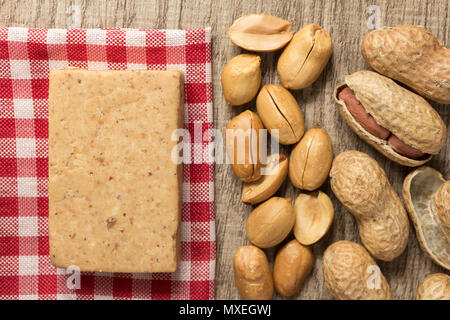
[330,151,409,261]
[323,240,391,300]
[256,84,305,145]
[334,70,447,167]
[416,273,450,300]
[361,25,450,104]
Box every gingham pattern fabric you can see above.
[0,27,215,300]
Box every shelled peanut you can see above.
[273,240,314,297]
[289,126,333,191]
[233,245,274,300]
[226,110,264,182]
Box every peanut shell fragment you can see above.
[402,166,450,270]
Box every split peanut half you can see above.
[242,153,288,205]
[228,14,293,52]
[293,191,334,245]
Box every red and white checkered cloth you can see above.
[0,27,215,300]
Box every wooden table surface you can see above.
[1,0,448,300]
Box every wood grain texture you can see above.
[1,0,448,300]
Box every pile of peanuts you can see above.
[222,14,450,300]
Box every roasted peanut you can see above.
[256,84,305,145]
[289,126,333,191]
[242,153,288,205]
[222,54,261,106]
[246,197,295,248]
[416,273,450,300]
[330,151,409,261]
[233,245,274,300]
[334,71,447,166]
[293,191,334,245]
[228,14,293,52]
[273,239,314,297]
[226,110,264,182]
[277,24,332,90]
[362,25,450,104]
[323,240,391,300]
[403,166,450,270]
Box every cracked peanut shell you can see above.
[330,151,409,261]
[362,25,450,104]
[402,166,450,270]
[334,70,446,166]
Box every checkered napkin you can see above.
[0,27,215,300]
